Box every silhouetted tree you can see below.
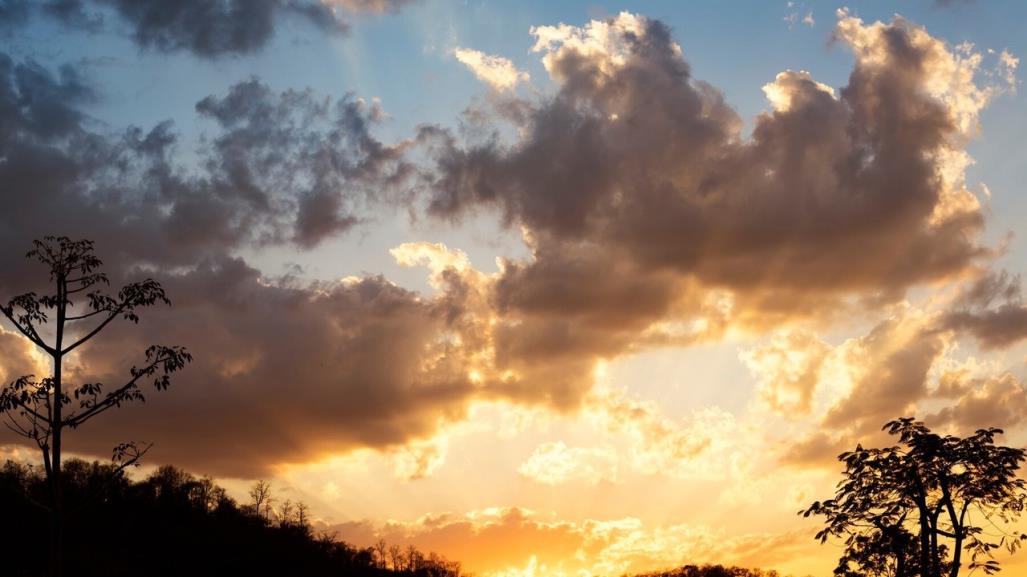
[406,544,422,572]
[193,475,226,513]
[249,479,274,521]
[375,538,389,569]
[279,498,295,526]
[389,543,404,570]
[297,500,311,528]
[0,237,192,576]
[802,418,1027,577]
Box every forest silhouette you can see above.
[2,238,1027,577]
[0,456,786,577]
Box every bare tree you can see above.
[278,499,295,526]
[373,538,388,569]
[406,544,423,572]
[296,501,310,527]
[388,543,403,570]
[0,237,191,576]
[249,479,273,521]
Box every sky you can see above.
[1,1,1027,576]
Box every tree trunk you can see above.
[894,539,906,577]
[950,535,963,577]
[940,481,964,577]
[930,512,941,577]
[917,504,932,576]
[49,275,66,577]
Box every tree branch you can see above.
[62,304,126,355]
[0,307,55,355]
[64,309,106,322]
[64,356,165,428]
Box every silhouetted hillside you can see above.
[0,458,788,577]
[0,459,462,577]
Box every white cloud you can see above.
[518,442,619,485]
[454,48,529,91]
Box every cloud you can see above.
[410,10,1015,406]
[41,0,104,32]
[321,0,415,14]
[0,62,412,295]
[454,48,529,92]
[783,5,815,29]
[36,255,482,477]
[762,301,1023,469]
[944,305,1027,348]
[330,506,811,577]
[821,310,950,434]
[424,10,1003,298]
[928,371,1027,431]
[515,387,763,487]
[588,390,746,480]
[741,329,831,415]
[940,269,1027,348]
[91,0,342,57]
[734,305,955,468]
[741,285,1027,471]
[193,78,415,248]
[2,9,1023,492]
[20,0,417,58]
[0,327,47,386]
[0,0,30,31]
[0,53,467,478]
[389,438,448,481]
[517,441,619,485]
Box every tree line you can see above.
[0,457,462,577]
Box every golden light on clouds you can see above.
[2,4,1027,577]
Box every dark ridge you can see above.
[0,458,462,577]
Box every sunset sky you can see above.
[2,1,1027,575]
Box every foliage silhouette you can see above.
[0,237,192,576]
[802,418,1027,577]
[0,458,464,577]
